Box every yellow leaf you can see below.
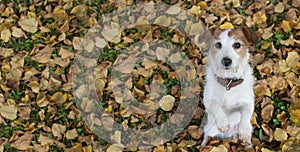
[261,148,274,152]
[290,109,300,126]
[52,9,68,22]
[70,4,87,17]
[50,92,67,104]
[36,92,46,107]
[275,2,284,13]
[28,81,40,93]
[253,12,267,25]
[281,20,291,32]
[220,22,234,29]
[254,84,271,97]
[261,41,272,49]
[189,6,201,15]
[210,145,228,152]
[18,18,38,33]
[1,29,11,42]
[159,95,175,111]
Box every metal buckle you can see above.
[226,79,233,91]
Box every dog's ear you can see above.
[209,26,223,39]
[241,27,259,45]
[241,27,259,52]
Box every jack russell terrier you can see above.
[201,27,258,149]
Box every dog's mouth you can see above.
[218,66,239,73]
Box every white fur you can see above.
[201,29,254,149]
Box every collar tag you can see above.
[226,79,233,90]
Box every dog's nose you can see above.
[221,57,232,67]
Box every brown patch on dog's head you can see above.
[228,28,258,57]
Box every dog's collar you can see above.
[215,76,244,91]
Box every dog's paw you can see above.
[217,121,230,133]
[238,125,252,143]
[238,132,251,143]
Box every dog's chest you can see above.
[221,87,249,110]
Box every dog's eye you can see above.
[233,42,241,49]
[215,42,222,49]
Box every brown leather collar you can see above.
[216,76,244,90]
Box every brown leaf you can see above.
[31,46,53,64]
[261,104,274,122]
[1,29,11,42]
[0,105,17,120]
[187,125,202,139]
[274,128,288,141]
[66,129,78,140]
[286,52,299,68]
[114,55,137,74]
[10,133,34,150]
[18,18,38,33]
[52,123,66,138]
[106,144,122,152]
[38,134,53,146]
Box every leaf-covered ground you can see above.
[0,0,299,151]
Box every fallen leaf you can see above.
[156,47,170,62]
[31,46,53,64]
[1,29,11,42]
[166,6,181,15]
[261,104,274,122]
[253,12,267,25]
[274,128,288,141]
[106,144,122,152]
[113,55,137,74]
[220,22,234,29]
[286,52,299,68]
[275,2,284,13]
[66,129,78,140]
[50,92,67,104]
[159,95,175,111]
[0,105,17,120]
[289,109,300,127]
[210,144,228,152]
[10,133,34,150]
[70,4,87,17]
[18,18,38,33]
[52,123,66,138]
[154,15,171,27]
[38,134,53,146]
[187,125,202,139]
[281,20,291,32]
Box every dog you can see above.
[201,27,258,149]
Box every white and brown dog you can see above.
[201,27,258,149]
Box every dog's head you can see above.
[208,27,258,78]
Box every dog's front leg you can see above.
[238,102,254,145]
[206,99,230,133]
